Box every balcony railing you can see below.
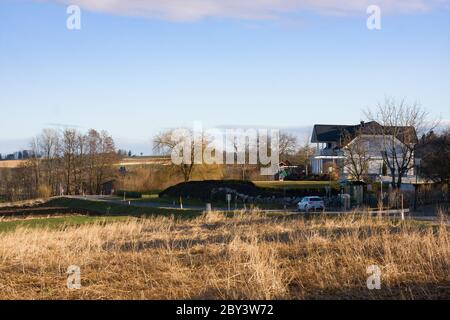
[315,148,344,157]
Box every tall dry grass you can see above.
[0,211,448,300]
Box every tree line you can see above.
[0,128,118,201]
[152,128,307,182]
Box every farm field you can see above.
[0,160,25,168]
[0,157,169,169]
[0,210,448,299]
[117,156,171,167]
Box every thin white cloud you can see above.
[46,122,84,129]
[440,118,450,127]
[42,0,450,21]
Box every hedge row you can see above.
[159,180,258,200]
[159,180,336,201]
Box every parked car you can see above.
[297,196,325,212]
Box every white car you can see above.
[297,197,325,212]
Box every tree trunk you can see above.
[396,175,403,189]
[390,171,396,189]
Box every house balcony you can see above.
[311,148,345,174]
[315,148,344,157]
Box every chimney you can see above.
[360,121,365,127]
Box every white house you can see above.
[310,121,418,182]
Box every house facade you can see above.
[310,121,417,182]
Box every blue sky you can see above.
[1,0,449,154]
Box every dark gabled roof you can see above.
[311,124,354,143]
[311,121,417,145]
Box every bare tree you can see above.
[62,129,78,195]
[364,97,434,188]
[279,133,297,160]
[86,129,101,194]
[227,131,257,180]
[38,128,61,194]
[231,138,247,180]
[95,130,117,193]
[28,137,42,195]
[292,142,315,176]
[153,129,206,182]
[341,129,372,182]
[73,131,87,194]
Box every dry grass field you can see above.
[0,160,24,168]
[0,211,448,300]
